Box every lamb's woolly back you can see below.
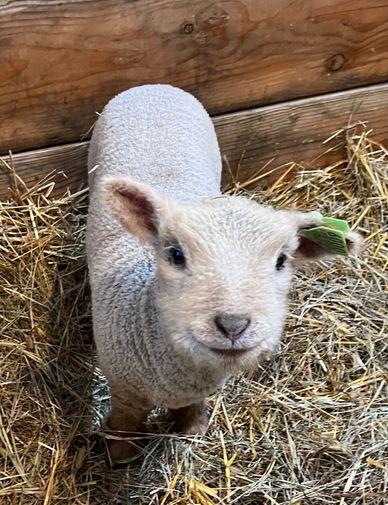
[88,84,222,203]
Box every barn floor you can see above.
[0,130,387,505]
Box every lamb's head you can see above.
[104,176,362,371]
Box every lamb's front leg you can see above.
[170,400,209,435]
[105,393,150,464]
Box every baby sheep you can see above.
[86,84,361,463]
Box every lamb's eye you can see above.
[276,253,287,271]
[168,246,185,268]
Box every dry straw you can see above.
[0,128,387,504]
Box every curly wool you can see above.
[87,85,228,409]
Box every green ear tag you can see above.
[301,213,351,256]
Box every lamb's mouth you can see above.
[209,347,255,357]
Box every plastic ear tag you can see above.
[300,211,350,256]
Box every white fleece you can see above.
[88,84,221,202]
[87,85,226,409]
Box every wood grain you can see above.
[216,83,388,188]
[0,143,89,198]
[1,83,388,199]
[1,0,388,153]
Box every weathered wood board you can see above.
[1,83,387,199]
[1,0,388,153]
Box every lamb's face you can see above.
[104,176,362,371]
[154,197,301,369]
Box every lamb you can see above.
[86,84,362,463]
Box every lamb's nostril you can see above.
[214,314,251,341]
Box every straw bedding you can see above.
[0,129,387,504]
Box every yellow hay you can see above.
[0,128,387,504]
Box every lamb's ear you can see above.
[292,212,363,261]
[103,176,164,243]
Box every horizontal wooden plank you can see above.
[0,143,89,198]
[1,83,388,200]
[1,0,388,153]
[217,83,388,188]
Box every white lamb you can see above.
[86,84,361,463]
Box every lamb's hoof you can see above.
[180,417,208,436]
[171,403,209,436]
[105,436,141,467]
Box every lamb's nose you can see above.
[214,314,251,341]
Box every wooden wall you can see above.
[1,0,388,197]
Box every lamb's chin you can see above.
[190,341,259,371]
